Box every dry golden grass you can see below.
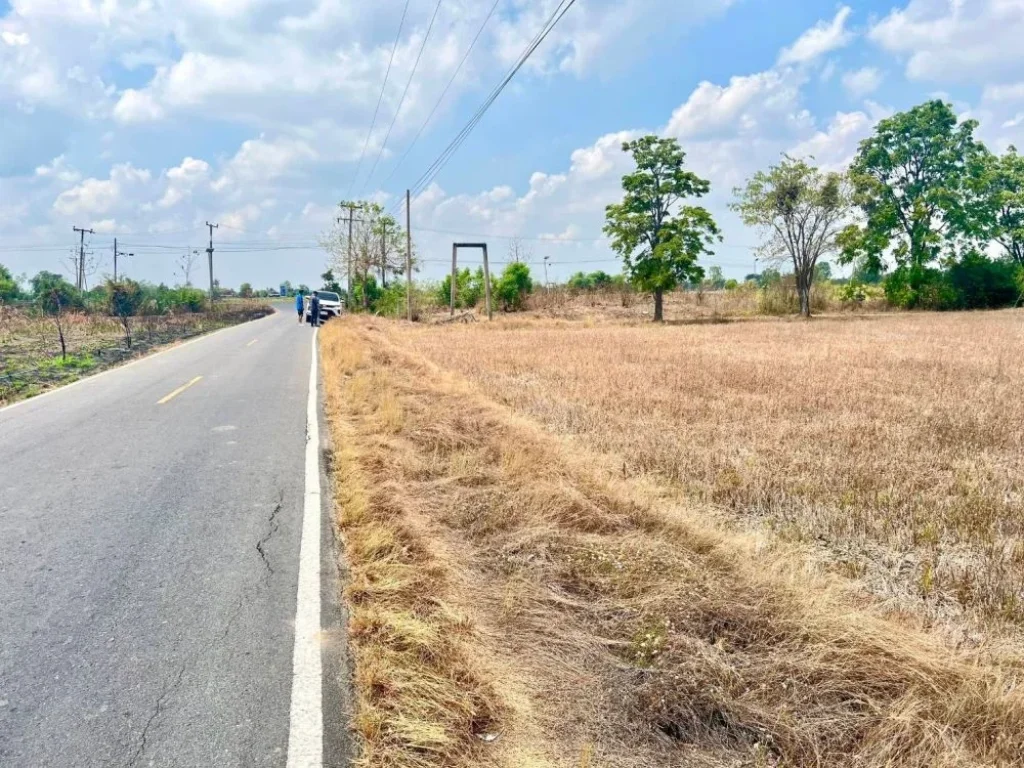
[321,314,1024,768]
[400,310,1024,639]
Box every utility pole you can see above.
[450,244,457,316]
[73,226,94,291]
[338,202,361,304]
[113,238,133,281]
[405,190,412,322]
[380,218,388,289]
[544,255,550,290]
[206,221,219,306]
[482,244,493,321]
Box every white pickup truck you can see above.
[306,291,343,322]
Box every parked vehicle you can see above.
[306,291,343,322]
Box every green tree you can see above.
[604,135,720,321]
[0,263,20,302]
[704,265,726,290]
[838,101,986,305]
[106,279,145,348]
[733,156,852,317]
[239,282,254,298]
[321,270,342,294]
[297,283,311,295]
[567,271,594,291]
[973,146,1024,267]
[494,262,533,311]
[31,271,79,313]
[814,261,833,283]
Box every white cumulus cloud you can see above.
[778,6,853,66]
[842,67,883,98]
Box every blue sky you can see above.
[2,0,1024,289]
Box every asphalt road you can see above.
[0,307,347,767]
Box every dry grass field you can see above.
[320,309,1024,768]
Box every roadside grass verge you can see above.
[320,317,1024,768]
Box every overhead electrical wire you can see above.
[377,0,502,191]
[391,0,580,216]
[346,0,413,200]
[359,0,445,195]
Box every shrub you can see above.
[351,276,382,311]
[567,270,616,292]
[31,271,81,314]
[946,252,1020,309]
[0,263,20,302]
[437,268,485,309]
[494,262,533,311]
[374,282,408,317]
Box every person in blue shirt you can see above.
[295,291,304,324]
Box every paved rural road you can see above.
[0,307,349,768]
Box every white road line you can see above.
[286,327,323,768]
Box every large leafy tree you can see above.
[604,135,720,321]
[973,146,1024,267]
[838,101,986,296]
[732,156,852,317]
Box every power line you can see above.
[394,0,580,215]
[347,0,412,199]
[360,0,444,195]
[379,0,501,192]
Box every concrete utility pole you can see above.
[73,226,94,291]
[380,218,388,289]
[338,202,362,303]
[481,244,493,321]
[544,255,550,290]
[405,190,412,322]
[450,243,457,316]
[206,221,219,306]
[113,239,133,282]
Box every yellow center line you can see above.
[157,376,203,405]
[247,338,259,347]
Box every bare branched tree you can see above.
[177,249,200,286]
[319,201,416,308]
[507,236,533,264]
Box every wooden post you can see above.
[482,244,493,321]
[405,189,412,321]
[450,243,457,316]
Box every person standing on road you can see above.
[309,291,320,327]
[295,291,305,324]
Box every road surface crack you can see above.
[255,495,283,579]
[125,660,187,768]
[124,587,251,767]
